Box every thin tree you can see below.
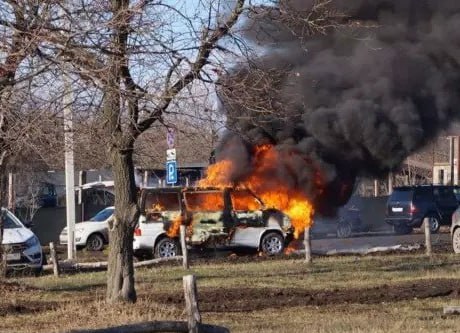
[0,0,53,276]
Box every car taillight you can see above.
[410,203,417,214]
[134,228,142,236]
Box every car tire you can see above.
[393,225,413,235]
[260,232,285,255]
[453,228,460,254]
[154,237,181,258]
[336,221,352,238]
[86,233,105,251]
[426,214,440,234]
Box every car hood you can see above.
[2,227,34,245]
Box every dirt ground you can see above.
[1,279,459,321]
[2,252,460,317]
[2,241,460,333]
[152,279,460,313]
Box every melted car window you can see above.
[184,192,224,212]
[145,192,180,211]
[231,190,262,211]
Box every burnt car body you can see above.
[133,187,292,258]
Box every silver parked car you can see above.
[451,206,460,254]
[1,208,43,274]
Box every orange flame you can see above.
[167,215,183,238]
[198,160,234,188]
[200,144,315,238]
[151,203,164,212]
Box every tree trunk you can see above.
[106,148,139,303]
[0,163,7,277]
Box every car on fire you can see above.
[1,208,43,274]
[132,187,293,259]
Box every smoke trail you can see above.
[215,0,460,214]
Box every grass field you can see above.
[1,251,460,333]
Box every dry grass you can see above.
[1,252,460,333]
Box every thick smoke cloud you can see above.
[216,0,460,214]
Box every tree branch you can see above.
[136,0,246,135]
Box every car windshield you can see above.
[90,208,114,222]
[390,189,413,202]
[2,213,21,229]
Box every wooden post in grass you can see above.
[304,227,312,264]
[49,242,60,277]
[183,275,201,333]
[180,225,189,269]
[423,217,432,257]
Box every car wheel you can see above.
[453,228,460,254]
[426,215,440,234]
[154,238,181,258]
[393,225,413,235]
[336,221,352,238]
[260,232,284,255]
[86,233,105,251]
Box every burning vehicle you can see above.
[133,187,293,259]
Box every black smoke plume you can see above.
[215,0,460,215]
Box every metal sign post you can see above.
[166,128,177,186]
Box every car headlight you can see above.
[25,235,40,248]
[75,228,85,234]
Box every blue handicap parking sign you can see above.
[166,161,177,184]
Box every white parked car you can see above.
[1,208,43,274]
[133,188,292,259]
[60,206,113,251]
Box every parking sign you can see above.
[166,161,177,184]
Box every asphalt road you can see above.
[307,228,452,255]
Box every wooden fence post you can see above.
[49,242,60,277]
[180,225,189,269]
[183,275,201,333]
[424,217,432,257]
[304,227,312,264]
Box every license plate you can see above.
[3,253,21,261]
[392,207,403,213]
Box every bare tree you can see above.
[0,0,55,276]
[36,0,246,302]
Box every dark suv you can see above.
[385,185,459,234]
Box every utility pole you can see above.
[388,172,393,195]
[7,172,14,211]
[63,74,76,260]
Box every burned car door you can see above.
[229,189,266,247]
[142,190,182,235]
[183,190,228,245]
